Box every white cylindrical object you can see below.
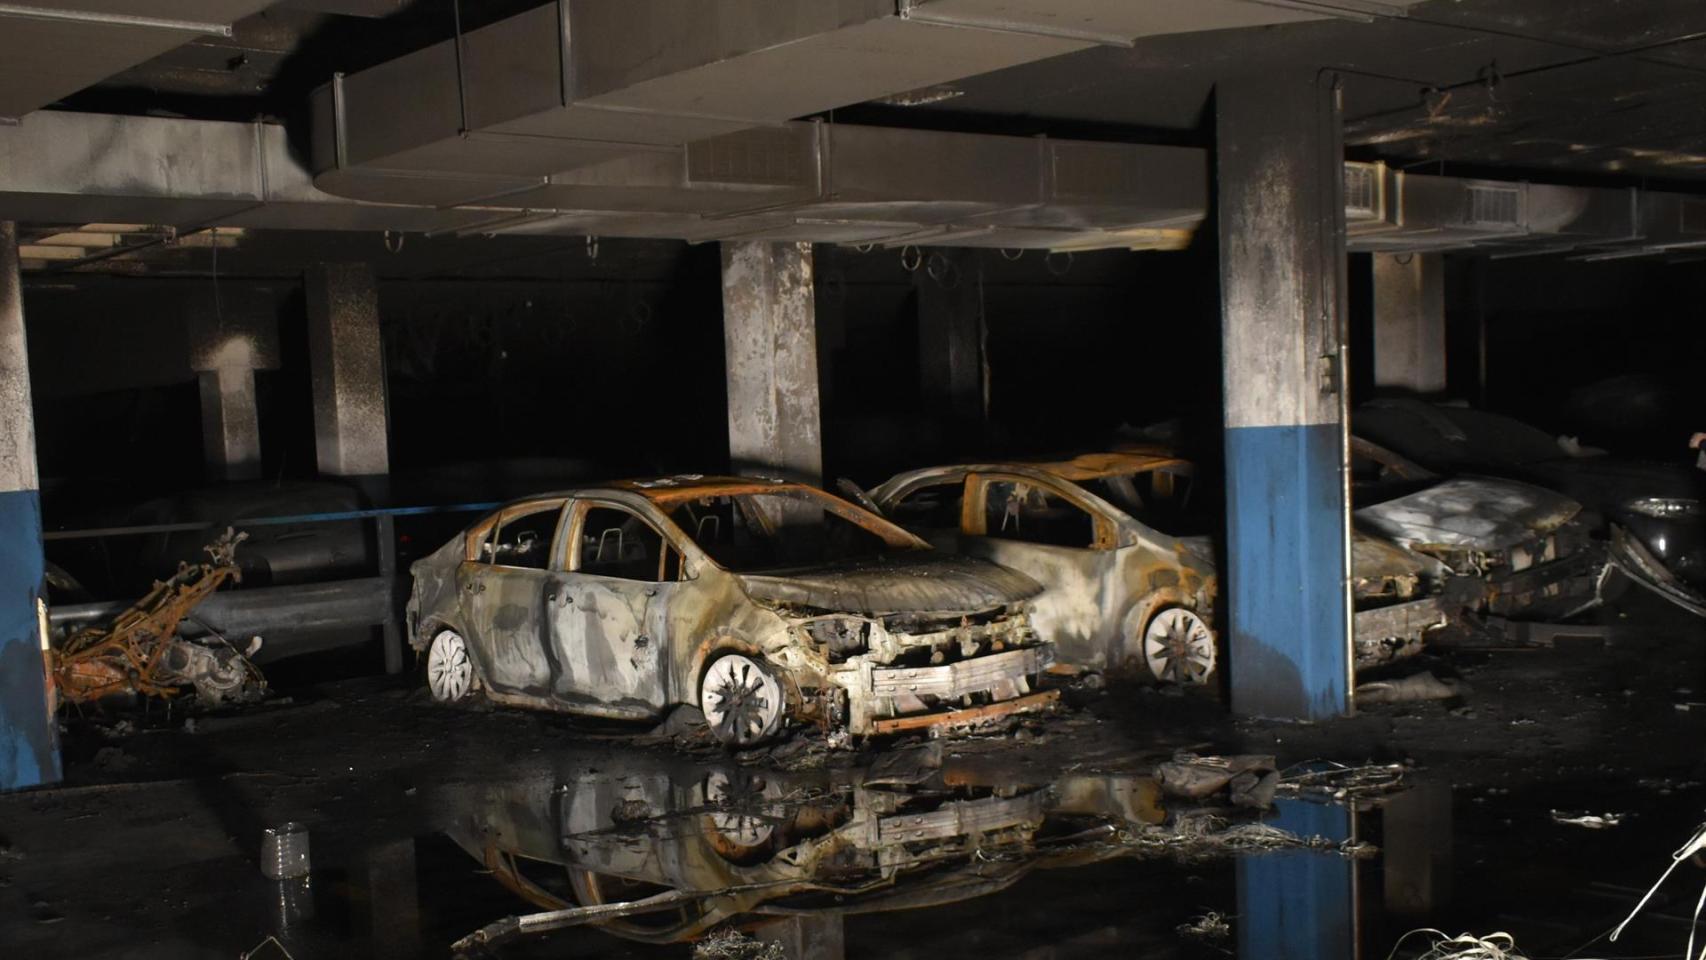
[261,823,311,880]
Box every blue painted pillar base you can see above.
[0,489,61,790]
[1224,424,1350,720]
[1237,800,1356,960]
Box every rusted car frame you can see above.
[869,452,1219,683]
[406,476,1054,746]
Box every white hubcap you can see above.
[700,654,782,746]
[705,771,774,847]
[1143,608,1216,685]
[427,629,474,702]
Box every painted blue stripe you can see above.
[1223,423,1350,720]
[0,489,61,790]
[1237,800,1356,960]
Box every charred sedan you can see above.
[870,452,1220,684]
[405,477,1053,746]
[1355,399,1706,616]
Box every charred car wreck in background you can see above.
[1350,439,1605,665]
[406,477,1055,747]
[868,453,1221,684]
[1356,400,1706,618]
[871,449,1614,677]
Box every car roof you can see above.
[498,475,807,510]
[1031,448,1192,481]
[885,449,1190,487]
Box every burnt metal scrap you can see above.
[407,477,1055,747]
[53,529,265,707]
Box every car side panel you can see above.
[544,572,671,715]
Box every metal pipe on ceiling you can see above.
[0,3,232,37]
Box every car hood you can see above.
[737,553,1042,616]
[1354,476,1580,553]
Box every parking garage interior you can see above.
[5,2,1706,959]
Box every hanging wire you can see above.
[383,230,405,254]
[999,248,1024,261]
[899,245,922,272]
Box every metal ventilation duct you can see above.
[309,0,1416,207]
[0,2,275,121]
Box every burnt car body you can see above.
[869,453,1220,683]
[405,476,1054,746]
[871,450,1602,677]
[1349,440,1604,664]
[1355,400,1706,616]
[435,745,1167,950]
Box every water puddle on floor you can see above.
[225,742,1704,960]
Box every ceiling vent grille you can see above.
[1465,185,1520,226]
[1343,163,1380,220]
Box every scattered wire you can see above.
[1609,821,1706,960]
[1386,929,1527,960]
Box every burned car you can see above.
[405,476,1054,746]
[868,453,1220,683]
[871,449,1603,677]
[1349,438,1604,665]
[1356,399,1706,616]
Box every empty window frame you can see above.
[574,505,681,582]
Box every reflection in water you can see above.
[416,745,1391,958]
[1237,800,1357,960]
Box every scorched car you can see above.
[405,476,1054,746]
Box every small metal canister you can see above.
[260,822,311,880]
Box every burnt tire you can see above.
[699,653,785,748]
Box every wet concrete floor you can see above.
[3,597,1705,959]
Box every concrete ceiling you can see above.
[835,0,1706,183]
[52,0,1706,186]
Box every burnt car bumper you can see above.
[844,644,1056,735]
[1354,596,1449,669]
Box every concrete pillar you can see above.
[0,221,61,790]
[305,263,389,478]
[305,264,402,673]
[1372,252,1446,394]
[197,369,262,481]
[721,241,822,484]
[915,249,985,424]
[189,313,279,483]
[1216,71,1353,720]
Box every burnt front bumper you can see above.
[843,644,1056,736]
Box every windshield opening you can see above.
[670,491,914,572]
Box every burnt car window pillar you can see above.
[981,478,1100,549]
[490,503,568,571]
[573,504,675,583]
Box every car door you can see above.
[959,472,1119,666]
[457,500,567,696]
[542,501,677,716]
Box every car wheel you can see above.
[425,627,476,703]
[699,653,785,747]
[700,770,777,863]
[1141,608,1216,685]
